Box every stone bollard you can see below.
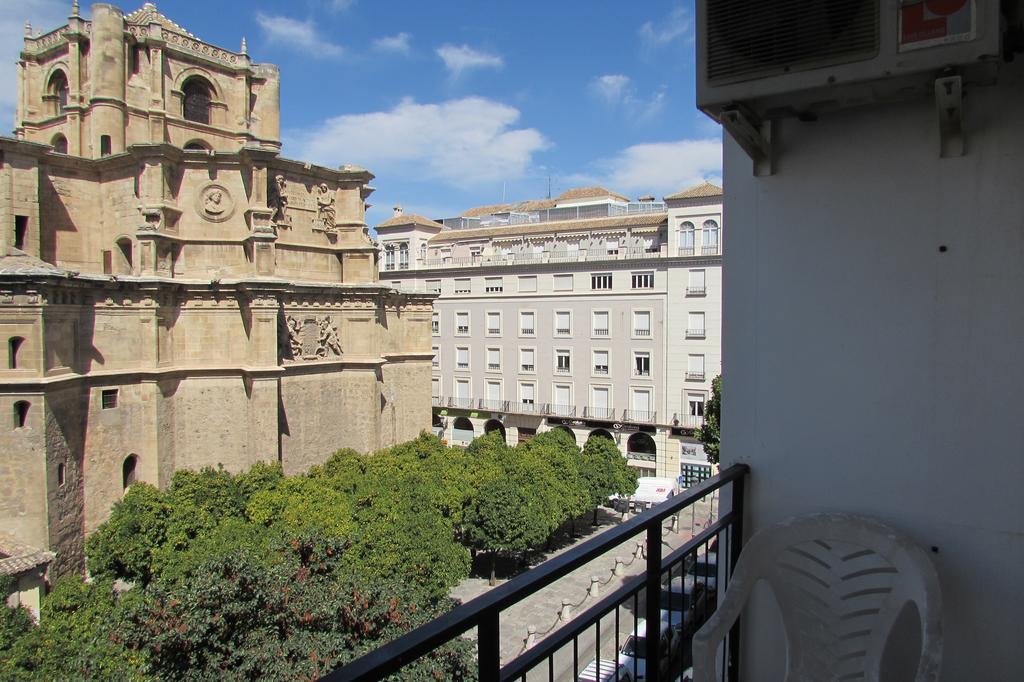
[635,541,645,560]
[560,599,573,622]
[589,576,600,598]
[525,625,537,650]
[671,514,680,534]
[614,557,625,577]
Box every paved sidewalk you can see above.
[449,494,718,678]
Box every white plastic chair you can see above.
[692,513,942,682]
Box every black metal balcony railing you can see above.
[554,366,571,374]
[520,328,535,335]
[456,362,469,369]
[546,403,576,417]
[556,328,572,335]
[624,409,656,423]
[487,363,501,371]
[701,245,720,255]
[431,395,444,407]
[594,365,609,374]
[457,326,469,334]
[323,464,748,682]
[448,397,473,409]
[633,368,651,377]
[686,371,706,381]
[686,286,706,296]
[678,246,695,256]
[520,364,535,372]
[686,328,706,339]
[634,329,651,336]
[488,328,502,335]
[431,324,439,334]
[592,328,609,336]
[477,399,508,412]
[584,406,615,419]
[516,401,538,413]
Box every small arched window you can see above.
[680,221,696,254]
[13,401,29,428]
[702,219,720,254]
[48,70,69,115]
[57,462,66,486]
[122,454,139,490]
[182,77,213,125]
[116,238,133,274]
[51,133,68,154]
[8,337,25,369]
[184,140,210,151]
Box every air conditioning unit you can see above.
[697,0,1009,123]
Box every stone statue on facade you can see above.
[317,316,342,357]
[269,174,289,226]
[316,183,336,232]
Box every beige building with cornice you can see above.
[0,2,434,579]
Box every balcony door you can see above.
[632,389,651,415]
[486,381,501,404]
[553,384,571,411]
[591,386,610,418]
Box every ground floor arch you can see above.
[588,428,615,443]
[452,416,475,445]
[553,425,576,443]
[484,419,506,441]
[626,432,657,457]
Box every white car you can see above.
[617,616,678,681]
[661,575,708,636]
[686,552,718,593]
[578,658,633,682]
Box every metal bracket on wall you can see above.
[935,75,964,158]
[720,105,773,177]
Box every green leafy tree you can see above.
[465,476,550,585]
[0,577,34,669]
[697,375,722,465]
[580,433,638,524]
[518,430,590,535]
[122,533,475,681]
[2,576,144,680]
[85,482,169,584]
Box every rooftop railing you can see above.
[321,464,748,682]
[416,246,671,270]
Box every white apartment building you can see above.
[375,185,723,481]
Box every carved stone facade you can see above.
[0,4,435,579]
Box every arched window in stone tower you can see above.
[182,77,213,125]
[47,70,69,115]
[51,133,68,154]
[122,454,139,491]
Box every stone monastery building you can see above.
[0,2,434,579]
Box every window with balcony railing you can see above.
[686,285,706,295]
[686,328,706,338]
[634,352,651,377]
[555,351,571,373]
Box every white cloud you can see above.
[436,44,503,78]
[255,13,343,58]
[286,97,549,187]
[589,74,667,122]
[570,138,722,196]
[590,74,631,104]
[638,5,693,50]
[0,0,67,128]
[373,32,412,54]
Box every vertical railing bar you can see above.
[595,617,601,677]
[632,593,639,681]
[727,477,746,682]
[548,653,553,682]
[573,635,579,681]
[645,521,662,682]
[615,603,621,675]
[478,610,500,681]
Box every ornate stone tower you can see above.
[0,4,434,579]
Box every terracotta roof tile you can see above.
[0,532,55,576]
[557,186,630,202]
[429,212,666,243]
[664,181,723,200]
[376,213,445,230]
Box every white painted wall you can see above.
[721,61,1024,680]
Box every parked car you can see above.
[661,575,709,637]
[578,658,633,682]
[686,552,718,593]
[617,616,678,681]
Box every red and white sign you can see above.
[899,0,976,50]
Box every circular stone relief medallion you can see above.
[197,183,235,222]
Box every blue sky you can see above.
[3,0,722,225]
